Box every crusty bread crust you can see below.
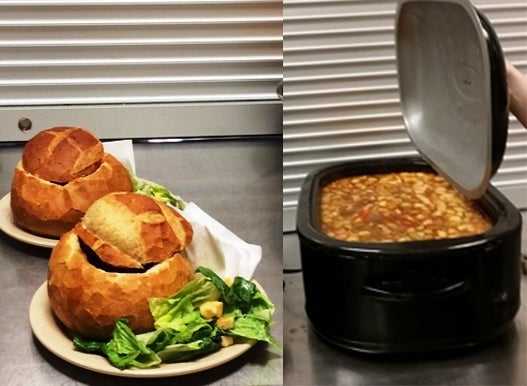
[73,223,144,269]
[11,152,133,238]
[47,192,195,340]
[22,126,104,183]
[48,231,194,340]
[80,193,193,266]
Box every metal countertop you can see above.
[283,213,527,386]
[0,137,283,386]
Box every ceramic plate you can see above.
[0,193,58,248]
[29,282,255,378]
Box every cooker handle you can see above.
[360,277,470,302]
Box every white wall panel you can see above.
[0,0,283,140]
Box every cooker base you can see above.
[308,316,516,355]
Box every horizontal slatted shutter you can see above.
[283,0,527,231]
[0,0,283,140]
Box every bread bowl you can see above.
[47,192,195,340]
[10,126,133,238]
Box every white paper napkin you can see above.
[102,139,261,280]
[183,203,262,280]
[103,140,136,175]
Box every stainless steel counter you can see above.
[0,137,283,386]
[283,219,527,386]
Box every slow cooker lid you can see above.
[395,0,508,199]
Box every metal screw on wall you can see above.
[276,81,283,101]
[18,117,32,132]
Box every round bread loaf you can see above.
[47,192,195,340]
[22,126,104,183]
[10,127,133,238]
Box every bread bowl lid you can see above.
[395,0,508,199]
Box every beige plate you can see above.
[29,282,256,378]
[0,193,58,248]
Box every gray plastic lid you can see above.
[396,0,493,199]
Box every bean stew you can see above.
[319,172,492,243]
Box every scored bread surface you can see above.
[80,192,193,268]
[22,127,104,183]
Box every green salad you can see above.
[73,267,280,370]
[131,176,187,210]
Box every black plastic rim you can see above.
[476,8,509,176]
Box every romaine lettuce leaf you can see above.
[148,276,220,328]
[196,266,259,312]
[227,315,281,350]
[74,319,161,370]
[131,176,187,210]
[156,337,220,363]
[141,276,221,351]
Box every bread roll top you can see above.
[22,126,104,183]
[78,192,193,268]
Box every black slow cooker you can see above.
[296,0,522,354]
[297,157,522,354]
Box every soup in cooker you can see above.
[319,172,492,243]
